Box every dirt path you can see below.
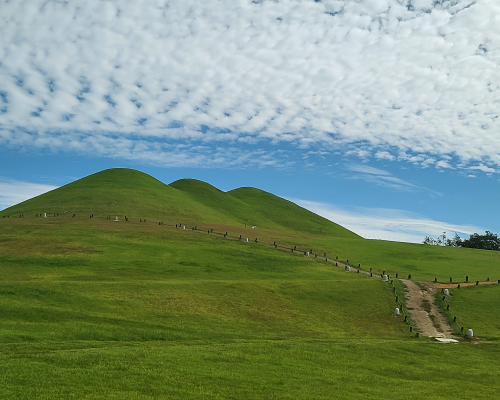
[180,226,458,337]
[400,279,453,338]
[436,281,498,289]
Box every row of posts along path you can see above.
[178,223,458,338]
[177,224,456,338]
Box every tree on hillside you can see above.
[462,231,499,250]
[423,231,499,250]
[446,233,462,247]
[422,236,438,245]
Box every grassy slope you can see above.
[442,284,500,340]
[5,167,500,284]
[0,219,404,343]
[1,219,500,398]
[0,168,214,221]
[2,168,500,396]
[2,169,358,238]
[170,178,359,237]
[307,236,500,282]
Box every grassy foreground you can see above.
[1,340,500,399]
[1,218,500,398]
[0,219,406,344]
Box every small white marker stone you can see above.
[383,274,389,282]
[346,266,351,272]
[394,308,400,315]
[444,289,449,296]
[467,329,474,337]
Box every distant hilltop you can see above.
[1,168,359,238]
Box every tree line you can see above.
[423,231,500,250]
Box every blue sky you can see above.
[1,0,499,243]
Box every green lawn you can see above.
[266,234,500,283]
[440,284,500,341]
[1,340,500,399]
[0,219,407,345]
[2,168,500,398]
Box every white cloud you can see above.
[0,0,500,171]
[436,160,453,169]
[346,163,441,194]
[289,197,482,243]
[0,179,58,211]
[469,163,497,173]
[374,151,395,161]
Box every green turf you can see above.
[2,168,358,238]
[288,235,500,283]
[4,168,500,282]
[0,219,406,344]
[2,339,500,399]
[2,169,500,397]
[440,284,500,341]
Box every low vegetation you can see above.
[1,168,500,397]
[440,284,500,341]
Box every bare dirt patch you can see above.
[401,279,453,338]
[436,281,499,289]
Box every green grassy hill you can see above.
[2,168,358,238]
[170,178,357,237]
[1,214,500,398]
[2,168,500,397]
[0,169,218,222]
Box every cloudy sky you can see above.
[1,0,499,242]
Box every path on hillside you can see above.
[436,281,498,289]
[401,280,453,338]
[181,224,458,337]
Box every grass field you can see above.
[440,284,500,341]
[0,219,406,344]
[3,168,500,283]
[1,217,500,398]
[2,340,500,399]
[2,169,500,398]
